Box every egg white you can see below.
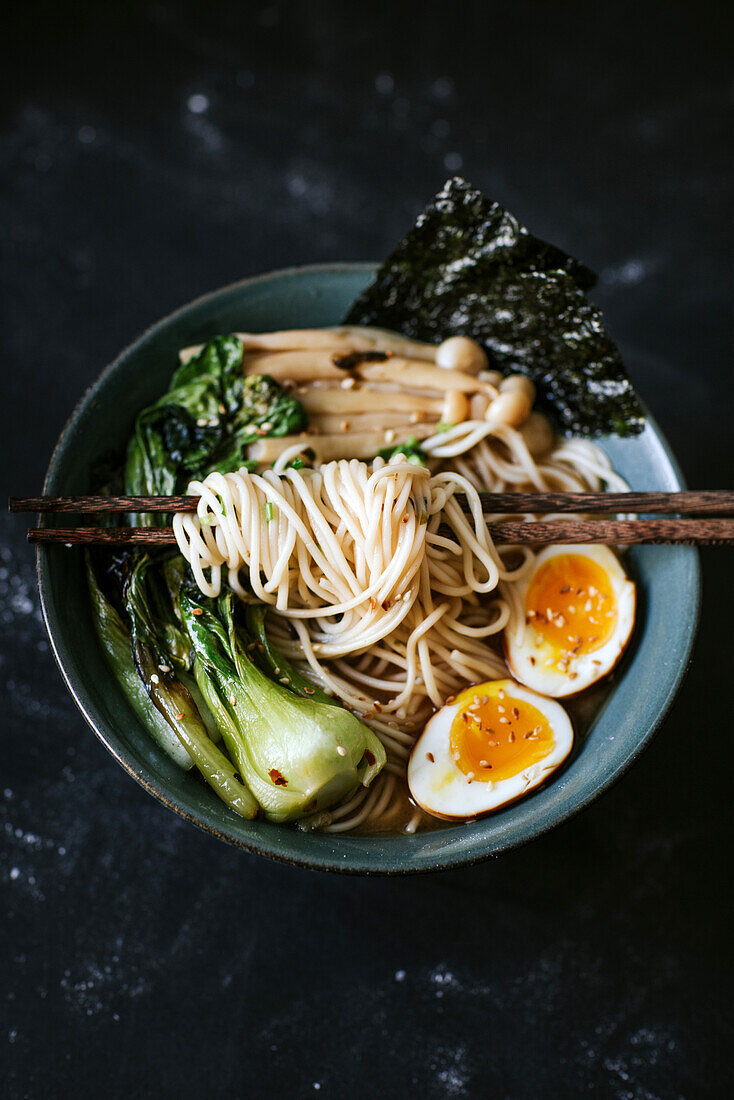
[408,679,573,819]
[504,544,635,698]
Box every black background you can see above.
[2,2,733,1097]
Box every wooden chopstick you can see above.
[9,489,734,516]
[26,519,734,546]
[9,495,199,514]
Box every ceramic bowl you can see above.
[37,264,701,873]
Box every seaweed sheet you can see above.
[345,178,644,437]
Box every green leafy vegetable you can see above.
[121,555,258,819]
[87,558,192,770]
[124,335,307,523]
[180,588,386,823]
[345,177,644,438]
[245,604,334,704]
[376,436,428,466]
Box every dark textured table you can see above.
[3,3,732,1096]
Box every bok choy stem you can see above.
[180,589,386,823]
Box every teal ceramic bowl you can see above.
[38,264,701,873]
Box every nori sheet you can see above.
[345,177,644,437]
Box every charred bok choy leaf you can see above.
[122,554,258,819]
[180,588,386,823]
[124,334,307,523]
[346,177,644,438]
[87,557,193,771]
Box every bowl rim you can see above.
[36,262,702,875]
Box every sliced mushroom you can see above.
[299,386,445,416]
[311,412,439,434]
[249,423,437,465]
[359,359,496,395]
[179,326,440,365]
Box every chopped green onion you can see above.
[275,455,306,470]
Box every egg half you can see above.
[408,679,573,819]
[504,545,635,698]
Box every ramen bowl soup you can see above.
[37,183,699,872]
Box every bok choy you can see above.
[124,334,307,522]
[180,588,386,823]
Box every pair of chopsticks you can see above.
[9,490,734,545]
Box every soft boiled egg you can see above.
[504,544,635,697]
[408,679,573,819]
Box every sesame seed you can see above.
[499,717,509,724]
[158,664,171,673]
[498,689,505,699]
[512,707,519,719]
[481,695,489,705]
[336,746,346,757]
[192,608,203,616]
[426,752,435,763]
[498,705,505,713]
[509,731,516,742]
[174,712,185,721]
[340,377,356,389]
[584,599,592,612]
[229,695,237,706]
[150,673,159,684]
[466,772,474,781]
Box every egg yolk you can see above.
[449,686,554,782]
[524,554,617,658]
